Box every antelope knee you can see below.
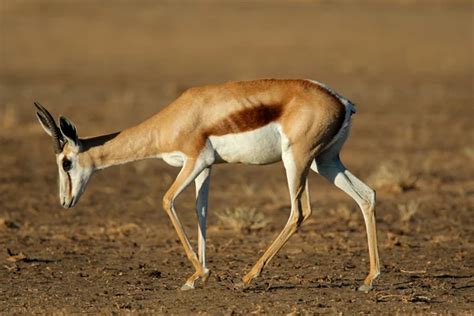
[162,196,173,211]
[362,189,376,214]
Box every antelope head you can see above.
[35,102,93,208]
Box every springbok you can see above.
[35,79,380,291]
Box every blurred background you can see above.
[0,0,473,313]
[1,1,472,157]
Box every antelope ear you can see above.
[59,116,79,146]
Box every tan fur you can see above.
[80,79,345,167]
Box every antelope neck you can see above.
[82,124,161,169]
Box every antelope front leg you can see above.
[194,167,212,284]
[242,148,309,286]
[162,158,210,290]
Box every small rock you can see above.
[149,270,162,278]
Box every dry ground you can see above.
[0,0,473,314]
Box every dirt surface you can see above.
[1,0,473,314]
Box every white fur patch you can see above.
[209,123,282,164]
[159,151,186,167]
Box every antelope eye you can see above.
[62,159,72,172]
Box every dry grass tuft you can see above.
[398,200,421,224]
[216,206,270,233]
[95,222,140,238]
[329,204,360,228]
[368,160,417,193]
[329,204,355,221]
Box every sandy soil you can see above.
[0,0,473,314]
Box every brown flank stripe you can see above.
[205,104,283,136]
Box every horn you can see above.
[34,102,64,154]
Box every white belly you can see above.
[209,123,282,164]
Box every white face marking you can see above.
[56,152,93,208]
[209,123,282,165]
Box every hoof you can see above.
[242,273,255,286]
[358,283,372,293]
[202,269,211,284]
[180,283,195,291]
